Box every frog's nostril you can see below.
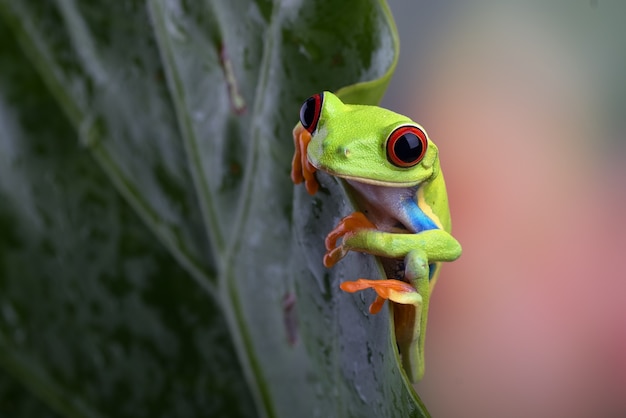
[338,146,350,158]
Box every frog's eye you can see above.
[299,93,323,133]
[386,125,428,168]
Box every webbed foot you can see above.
[323,212,377,267]
[340,278,421,314]
[290,123,318,195]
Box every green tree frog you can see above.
[291,91,462,382]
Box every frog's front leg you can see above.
[324,212,462,266]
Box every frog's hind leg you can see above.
[339,249,430,382]
[399,248,431,382]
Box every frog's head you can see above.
[299,91,438,187]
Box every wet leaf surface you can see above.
[0,1,428,416]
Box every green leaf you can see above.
[0,20,255,418]
[0,0,428,416]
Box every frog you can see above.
[291,91,462,382]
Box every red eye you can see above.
[299,93,323,133]
[386,125,428,168]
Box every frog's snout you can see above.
[335,144,351,159]
[308,135,354,169]
[320,138,350,160]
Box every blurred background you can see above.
[2,1,624,416]
[384,1,626,417]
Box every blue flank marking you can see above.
[402,196,439,281]
[402,196,439,232]
[428,263,437,280]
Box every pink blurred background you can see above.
[384,2,626,417]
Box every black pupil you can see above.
[299,96,317,129]
[394,133,423,163]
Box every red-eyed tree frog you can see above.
[291,91,462,382]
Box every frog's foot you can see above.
[340,279,420,314]
[290,123,318,195]
[323,212,377,267]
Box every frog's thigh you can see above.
[395,249,430,382]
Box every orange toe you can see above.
[324,212,376,266]
[341,278,414,297]
[290,124,318,195]
[340,278,417,314]
[369,295,386,314]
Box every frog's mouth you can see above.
[308,159,423,188]
[327,171,421,188]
